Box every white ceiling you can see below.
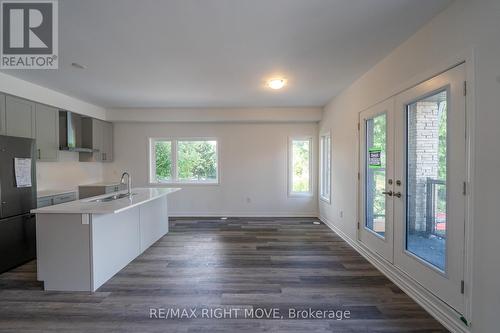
[2,0,452,108]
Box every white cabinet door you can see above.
[91,208,141,291]
[139,197,168,252]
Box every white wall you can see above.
[36,152,103,191]
[104,121,318,217]
[107,107,322,123]
[319,0,500,332]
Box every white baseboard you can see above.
[170,212,318,218]
[319,215,470,333]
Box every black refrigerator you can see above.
[0,135,37,274]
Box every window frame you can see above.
[149,137,220,185]
[320,131,332,203]
[288,136,313,197]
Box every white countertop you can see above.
[37,188,77,198]
[32,187,181,215]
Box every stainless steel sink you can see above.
[90,193,136,203]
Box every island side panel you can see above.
[139,196,169,252]
[36,214,92,291]
[91,207,141,291]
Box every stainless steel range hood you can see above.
[59,111,95,153]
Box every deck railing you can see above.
[425,177,446,238]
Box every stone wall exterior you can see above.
[407,101,440,233]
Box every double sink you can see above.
[89,172,135,203]
[90,192,136,203]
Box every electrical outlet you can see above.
[246,197,251,204]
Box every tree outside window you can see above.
[151,139,218,184]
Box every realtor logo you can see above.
[1,0,58,69]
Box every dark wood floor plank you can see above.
[0,217,447,332]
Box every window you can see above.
[153,140,172,182]
[150,138,218,184]
[288,137,312,196]
[320,133,331,202]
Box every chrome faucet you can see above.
[120,172,132,196]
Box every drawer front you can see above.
[52,192,77,205]
[37,197,53,208]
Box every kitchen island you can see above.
[31,187,180,292]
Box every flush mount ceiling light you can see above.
[268,78,286,90]
[71,62,87,69]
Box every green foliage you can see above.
[155,140,217,182]
[372,170,386,217]
[437,102,447,212]
[438,102,447,180]
[178,141,217,181]
[371,114,387,217]
[292,140,310,192]
[373,114,387,167]
[155,141,172,182]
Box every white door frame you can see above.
[393,64,466,313]
[354,51,475,328]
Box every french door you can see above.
[359,99,395,263]
[359,64,466,313]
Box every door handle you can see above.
[393,192,402,198]
[37,149,41,159]
[382,191,393,196]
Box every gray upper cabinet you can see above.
[80,118,113,162]
[5,95,36,138]
[0,94,5,135]
[35,104,59,161]
[101,121,113,162]
[1,92,110,164]
[80,118,102,162]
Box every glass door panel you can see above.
[406,90,448,271]
[366,113,387,237]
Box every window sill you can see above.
[149,182,220,187]
[288,192,314,198]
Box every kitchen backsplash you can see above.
[36,151,103,191]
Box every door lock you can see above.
[393,192,402,198]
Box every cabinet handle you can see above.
[37,149,41,159]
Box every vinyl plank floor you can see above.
[0,217,448,332]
